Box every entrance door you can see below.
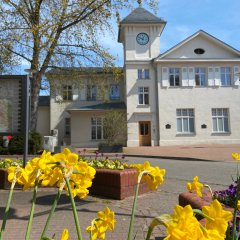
[139,121,151,146]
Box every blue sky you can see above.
[16,0,240,73]
[101,0,240,66]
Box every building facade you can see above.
[118,7,240,147]
[44,68,125,148]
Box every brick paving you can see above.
[123,144,240,161]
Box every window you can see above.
[195,67,206,86]
[176,109,195,133]
[221,67,231,86]
[87,85,97,101]
[138,69,150,79]
[194,48,205,55]
[110,84,120,100]
[138,87,149,105]
[63,85,72,101]
[212,108,229,133]
[91,117,104,140]
[169,68,180,86]
[65,118,71,136]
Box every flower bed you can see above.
[89,168,152,200]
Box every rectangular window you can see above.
[63,85,72,101]
[91,117,104,140]
[65,118,71,136]
[138,69,150,79]
[169,68,180,86]
[87,85,97,101]
[220,67,231,86]
[195,67,206,86]
[176,109,195,133]
[110,84,120,100]
[212,108,229,133]
[138,87,149,105]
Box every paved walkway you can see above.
[123,144,240,161]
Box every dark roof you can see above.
[121,7,166,24]
[69,102,126,111]
[39,96,50,107]
[46,67,123,76]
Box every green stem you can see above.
[0,180,16,240]
[40,188,63,239]
[145,227,153,240]
[127,170,149,240]
[231,176,240,240]
[25,177,39,240]
[64,176,82,240]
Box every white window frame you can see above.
[138,87,149,105]
[195,67,206,86]
[65,118,71,136]
[220,67,231,86]
[138,69,150,79]
[212,108,229,133]
[62,85,72,101]
[169,68,180,87]
[176,109,195,134]
[91,117,104,140]
[87,85,97,101]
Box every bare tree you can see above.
[0,0,158,130]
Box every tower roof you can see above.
[120,7,166,24]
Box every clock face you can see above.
[136,33,149,45]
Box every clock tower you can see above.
[118,6,166,147]
[118,6,166,61]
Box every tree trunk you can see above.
[30,73,41,131]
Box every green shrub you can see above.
[2,131,43,155]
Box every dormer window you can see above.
[194,48,205,55]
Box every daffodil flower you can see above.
[202,199,233,238]
[61,228,69,240]
[187,176,203,197]
[131,161,166,190]
[232,153,240,160]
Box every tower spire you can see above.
[137,0,142,7]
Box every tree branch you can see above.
[3,45,32,62]
[60,0,110,31]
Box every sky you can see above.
[99,0,240,66]
[15,0,240,73]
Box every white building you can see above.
[118,7,240,147]
[39,6,240,148]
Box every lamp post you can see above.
[23,69,36,167]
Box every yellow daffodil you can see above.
[54,148,78,167]
[65,161,96,199]
[232,153,240,160]
[202,199,233,238]
[61,228,69,240]
[97,207,116,231]
[164,205,204,240]
[86,207,116,240]
[187,176,203,197]
[238,200,240,210]
[131,161,166,190]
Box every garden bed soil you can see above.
[89,168,152,200]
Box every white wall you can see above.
[165,35,239,59]
[126,63,159,146]
[37,106,50,136]
[157,63,240,145]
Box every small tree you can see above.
[103,110,127,146]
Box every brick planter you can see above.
[89,168,152,200]
[179,191,234,221]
